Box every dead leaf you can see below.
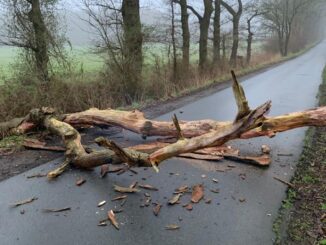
[168,194,182,205]
[11,197,38,207]
[108,210,119,230]
[76,177,86,186]
[138,184,158,191]
[43,207,71,213]
[191,184,204,203]
[185,203,193,211]
[114,185,140,193]
[174,185,189,194]
[165,224,180,230]
[111,195,127,201]
[100,164,109,178]
[153,203,162,216]
[97,201,106,207]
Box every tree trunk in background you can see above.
[198,0,213,72]
[170,0,178,82]
[179,0,190,70]
[213,0,221,67]
[221,0,242,67]
[28,0,49,81]
[121,0,143,102]
[246,19,253,64]
[222,34,226,62]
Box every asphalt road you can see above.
[1,42,325,245]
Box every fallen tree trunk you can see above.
[2,71,326,178]
[2,105,326,141]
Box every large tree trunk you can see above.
[230,16,240,67]
[28,0,49,81]
[198,0,213,72]
[179,0,190,70]
[170,0,178,82]
[221,0,242,67]
[213,0,221,67]
[121,0,143,102]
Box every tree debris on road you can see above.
[11,197,38,207]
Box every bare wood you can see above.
[231,70,250,121]
[149,101,271,165]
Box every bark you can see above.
[221,0,242,67]
[187,0,213,72]
[178,0,190,70]
[213,0,221,66]
[121,0,143,101]
[28,0,49,81]
[170,0,178,82]
[246,19,253,64]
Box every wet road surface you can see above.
[0,42,325,245]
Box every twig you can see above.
[273,176,295,188]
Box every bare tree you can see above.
[213,0,221,67]
[173,0,190,70]
[261,0,309,56]
[220,0,243,67]
[82,0,143,103]
[0,0,67,81]
[245,2,263,64]
[170,0,178,82]
[187,0,213,71]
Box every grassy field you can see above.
[0,40,264,78]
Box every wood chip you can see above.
[43,207,71,213]
[239,198,246,203]
[174,185,189,194]
[97,201,106,207]
[261,144,271,154]
[76,177,86,186]
[27,173,46,179]
[191,184,204,203]
[185,203,193,211]
[108,210,119,230]
[168,194,182,205]
[205,198,212,204]
[210,188,220,193]
[114,185,140,193]
[111,195,127,201]
[138,184,158,191]
[11,197,38,207]
[100,164,109,178]
[129,181,138,188]
[165,224,180,230]
[98,221,107,227]
[23,138,65,152]
[153,203,162,216]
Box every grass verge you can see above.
[273,66,326,244]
